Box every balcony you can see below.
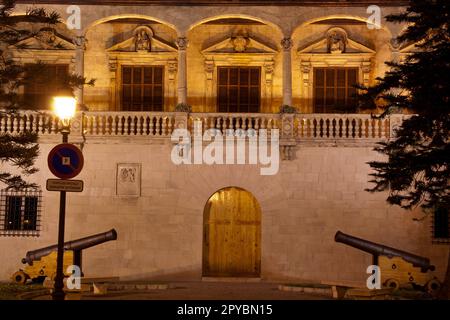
[0,110,407,149]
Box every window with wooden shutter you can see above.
[23,64,69,109]
[121,66,164,111]
[313,67,358,113]
[433,206,450,243]
[0,189,42,236]
[217,67,260,113]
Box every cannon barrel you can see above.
[22,229,117,265]
[335,231,435,272]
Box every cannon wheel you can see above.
[426,279,441,296]
[11,271,29,284]
[385,278,400,292]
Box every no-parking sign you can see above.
[47,144,84,179]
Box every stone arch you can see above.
[291,15,393,111]
[188,14,283,113]
[82,14,179,111]
[188,14,284,36]
[9,12,78,37]
[83,14,179,36]
[291,15,393,39]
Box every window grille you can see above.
[0,189,42,237]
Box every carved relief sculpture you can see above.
[327,29,347,54]
[204,59,214,80]
[134,26,153,52]
[116,163,141,196]
[232,35,249,52]
[72,35,87,50]
[176,37,189,50]
[280,37,293,51]
[39,28,57,45]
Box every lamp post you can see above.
[51,96,76,301]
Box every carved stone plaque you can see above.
[116,163,141,196]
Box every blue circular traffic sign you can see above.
[48,144,84,179]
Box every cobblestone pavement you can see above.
[80,281,331,300]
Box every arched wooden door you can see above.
[203,187,261,277]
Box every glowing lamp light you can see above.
[52,96,76,123]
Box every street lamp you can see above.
[51,96,76,301]
[53,96,76,143]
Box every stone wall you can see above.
[0,139,447,283]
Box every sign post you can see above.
[48,141,84,300]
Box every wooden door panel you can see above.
[203,187,261,277]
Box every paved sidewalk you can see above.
[81,281,331,300]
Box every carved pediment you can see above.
[298,27,375,55]
[9,28,75,50]
[202,34,277,55]
[107,25,177,53]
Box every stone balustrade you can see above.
[0,110,407,146]
[0,110,62,135]
[83,112,174,137]
[189,113,280,135]
[295,114,391,140]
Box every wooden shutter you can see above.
[24,64,69,109]
[313,67,358,113]
[5,196,22,230]
[434,207,449,239]
[217,67,260,113]
[121,66,164,111]
[23,197,38,231]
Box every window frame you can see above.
[0,189,42,237]
[432,206,450,244]
[23,63,70,110]
[313,67,358,113]
[216,66,261,113]
[120,65,165,112]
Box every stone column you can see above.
[176,37,188,105]
[72,35,86,108]
[281,37,293,106]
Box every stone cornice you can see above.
[16,1,409,7]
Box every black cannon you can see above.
[334,231,440,293]
[12,229,117,284]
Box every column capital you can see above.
[176,37,189,50]
[389,37,401,51]
[72,36,87,50]
[281,37,293,51]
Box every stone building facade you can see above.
[0,1,448,285]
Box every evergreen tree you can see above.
[362,0,449,298]
[0,0,93,189]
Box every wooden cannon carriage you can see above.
[12,229,117,284]
[335,231,441,294]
